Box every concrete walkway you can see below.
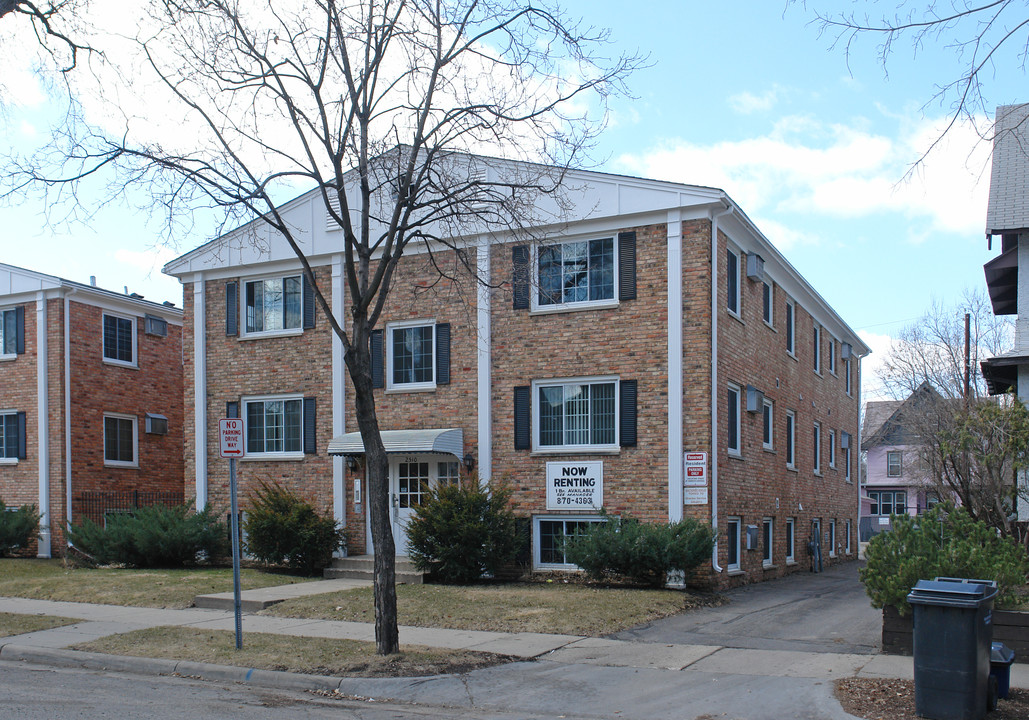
[1,579,1027,719]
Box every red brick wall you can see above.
[0,300,41,510]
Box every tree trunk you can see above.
[347,336,399,655]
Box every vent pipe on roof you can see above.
[89,276,96,287]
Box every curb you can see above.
[0,644,347,694]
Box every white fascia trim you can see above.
[36,292,51,557]
[666,210,683,522]
[194,278,208,509]
[477,239,492,485]
[331,255,346,530]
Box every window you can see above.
[535,378,617,450]
[727,517,741,571]
[245,396,303,456]
[869,490,907,516]
[535,516,605,568]
[103,414,137,467]
[438,460,460,487]
[887,450,902,477]
[0,411,26,460]
[813,322,821,374]
[785,299,795,355]
[813,422,821,474]
[845,520,852,554]
[845,357,852,395]
[144,314,168,337]
[537,238,614,308]
[844,444,852,482]
[828,429,836,468]
[785,518,796,563]
[388,321,436,390]
[727,384,741,455]
[762,517,773,567]
[245,275,302,334]
[762,399,773,450]
[396,461,430,508]
[828,337,837,375]
[762,281,773,325]
[1,307,23,357]
[102,313,136,366]
[727,248,741,316]
[829,519,837,557]
[785,411,796,469]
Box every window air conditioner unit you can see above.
[746,253,765,281]
[145,315,168,337]
[145,413,169,435]
[841,342,852,359]
[745,525,759,550]
[746,385,764,413]
[840,432,850,449]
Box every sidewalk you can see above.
[1,581,1027,719]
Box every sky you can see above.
[1,1,1024,402]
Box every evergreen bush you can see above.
[68,502,226,567]
[0,500,41,557]
[242,480,345,575]
[564,510,717,587]
[406,478,520,584]
[860,502,1029,614]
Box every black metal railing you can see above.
[73,490,184,527]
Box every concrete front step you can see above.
[323,555,425,585]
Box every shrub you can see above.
[564,510,717,587]
[243,480,345,575]
[860,502,1029,614]
[406,478,520,584]
[0,500,41,557]
[69,502,227,567]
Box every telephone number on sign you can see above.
[554,496,594,505]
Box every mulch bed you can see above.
[835,678,1029,720]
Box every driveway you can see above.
[609,560,882,654]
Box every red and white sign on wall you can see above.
[683,452,707,487]
[219,418,245,458]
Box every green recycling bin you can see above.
[907,577,998,720]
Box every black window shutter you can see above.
[435,323,451,385]
[512,245,530,310]
[16,411,27,459]
[370,330,384,389]
[225,281,239,336]
[303,397,316,454]
[302,273,316,329]
[618,231,637,301]
[619,379,638,447]
[226,401,239,419]
[15,306,25,354]
[514,386,531,450]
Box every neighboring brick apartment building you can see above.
[0,264,184,556]
[164,159,868,587]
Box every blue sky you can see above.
[2,2,1023,399]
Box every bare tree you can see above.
[0,0,90,72]
[5,0,639,655]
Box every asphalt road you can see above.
[610,559,882,654]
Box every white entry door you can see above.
[388,455,462,555]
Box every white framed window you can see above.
[887,450,902,477]
[762,280,773,326]
[534,376,618,452]
[0,307,21,358]
[828,519,837,558]
[534,237,617,311]
[785,299,795,355]
[828,337,837,375]
[785,518,796,564]
[244,395,304,458]
[727,517,741,571]
[0,411,24,462]
[387,320,436,391]
[813,322,822,375]
[103,413,138,467]
[785,411,796,469]
[869,490,907,516]
[845,519,852,554]
[727,248,741,317]
[762,398,774,450]
[845,444,852,482]
[828,429,836,469]
[102,313,137,367]
[727,383,741,456]
[534,515,605,569]
[813,422,822,475]
[243,275,302,336]
[437,460,461,487]
[762,517,774,568]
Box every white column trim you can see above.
[64,291,74,533]
[476,240,492,484]
[36,292,51,557]
[193,277,208,508]
[331,256,346,529]
[666,212,684,522]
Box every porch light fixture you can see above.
[345,455,359,471]
[463,452,475,473]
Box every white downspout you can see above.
[36,292,50,558]
[711,201,734,573]
[64,289,76,539]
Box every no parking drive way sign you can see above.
[219,418,245,458]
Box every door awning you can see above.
[327,428,463,458]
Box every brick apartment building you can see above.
[0,264,184,556]
[164,159,868,587]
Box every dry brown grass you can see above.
[0,612,79,638]
[73,626,514,677]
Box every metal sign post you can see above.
[219,418,245,650]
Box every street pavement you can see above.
[1,561,1026,719]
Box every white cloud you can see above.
[728,87,781,114]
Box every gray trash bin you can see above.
[907,577,999,720]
